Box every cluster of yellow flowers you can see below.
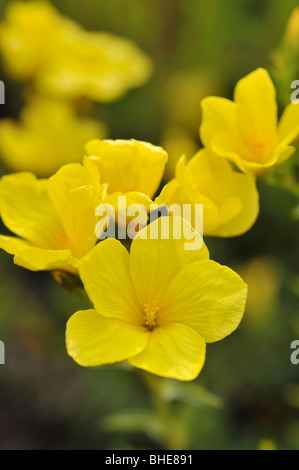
[0,137,248,380]
[0,1,152,101]
[0,0,153,176]
[0,4,298,382]
[0,64,298,380]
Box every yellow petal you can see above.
[129,231,181,309]
[0,172,63,249]
[200,96,239,149]
[211,133,276,175]
[0,234,32,256]
[204,172,259,237]
[234,68,277,148]
[201,69,282,174]
[38,28,153,102]
[130,217,209,308]
[0,234,73,271]
[155,174,220,235]
[154,179,181,206]
[278,102,299,148]
[78,239,142,324]
[128,323,206,381]
[66,309,149,367]
[0,1,153,102]
[138,215,209,266]
[85,139,168,198]
[157,151,259,236]
[48,163,102,259]
[0,1,62,80]
[179,151,245,233]
[276,145,296,166]
[14,247,72,271]
[186,148,231,175]
[106,191,152,212]
[159,260,247,343]
[104,191,152,230]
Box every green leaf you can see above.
[102,408,164,441]
[159,380,223,409]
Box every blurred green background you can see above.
[0,0,299,450]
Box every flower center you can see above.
[57,232,69,248]
[143,301,159,331]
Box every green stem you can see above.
[141,372,185,450]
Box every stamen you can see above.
[143,301,159,331]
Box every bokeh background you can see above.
[0,0,299,450]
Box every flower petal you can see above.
[159,260,247,343]
[0,172,63,249]
[211,133,276,174]
[0,234,72,271]
[278,102,299,148]
[178,150,259,236]
[200,96,239,149]
[128,323,206,381]
[207,172,259,237]
[276,145,296,165]
[47,162,103,259]
[137,216,209,266]
[104,191,152,231]
[202,69,282,174]
[14,247,72,271]
[0,234,32,255]
[234,68,277,147]
[130,217,209,309]
[66,309,149,367]
[38,29,153,103]
[85,139,167,198]
[78,238,142,324]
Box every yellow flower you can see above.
[258,439,277,451]
[66,217,247,381]
[155,150,259,237]
[85,139,168,222]
[85,139,168,197]
[39,25,153,103]
[0,160,107,272]
[0,96,107,177]
[0,0,63,81]
[200,68,299,175]
[0,0,153,102]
